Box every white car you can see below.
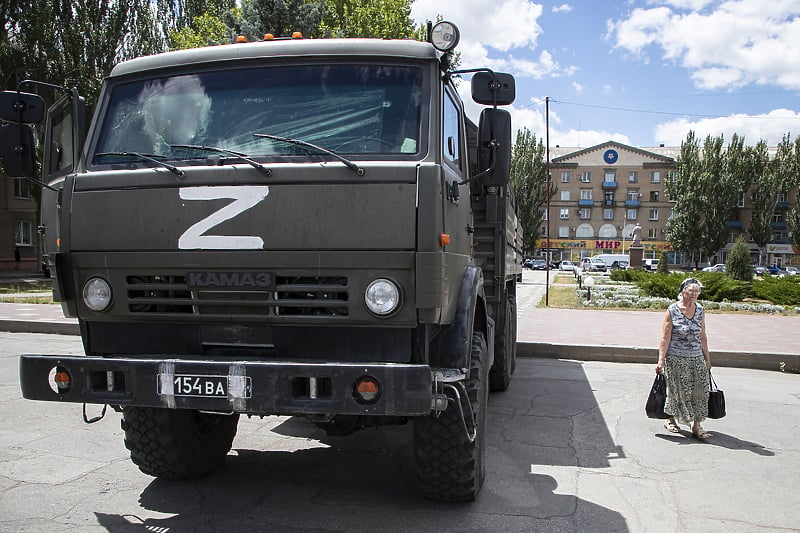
[558,260,575,272]
[702,264,725,272]
[784,266,798,275]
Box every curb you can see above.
[517,342,799,372]
[0,319,80,336]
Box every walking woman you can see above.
[656,277,712,439]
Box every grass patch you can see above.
[0,281,51,294]
[0,295,54,304]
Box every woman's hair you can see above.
[678,277,703,300]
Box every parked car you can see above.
[558,260,575,272]
[609,260,629,270]
[532,259,547,270]
[643,258,659,271]
[580,257,607,272]
[784,266,798,275]
[752,265,766,275]
[768,265,781,275]
[702,264,726,272]
[523,258,535,270]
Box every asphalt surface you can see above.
[1,270,799,531]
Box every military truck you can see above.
[0,21,522,501]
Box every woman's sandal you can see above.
[692,426,710,440]
[663,420,681,433]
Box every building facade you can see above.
[538,141,798,268]
[0,174,39,272]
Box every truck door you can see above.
[441,86,471,260]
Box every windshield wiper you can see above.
[95,151,184,178]
[170,144,271,176]
[253,133,364,176]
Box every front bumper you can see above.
[19,354,434,416]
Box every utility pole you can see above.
[545,96,551,306]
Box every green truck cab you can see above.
[1,22,522,501]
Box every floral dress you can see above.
[664,302,709,424]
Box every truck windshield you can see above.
[92,64,424,165]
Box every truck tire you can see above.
[121,407,239,479]
[490,290,517,391]
[414,330,488,502]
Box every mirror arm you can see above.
[459,140,498,186]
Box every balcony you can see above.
[625,200,641,207]
[578,199,594,207]
[771,222,787,230]
[602,181,618,190]
[777,202,789,209]
[727,221,743,228]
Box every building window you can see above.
[559,226,570,238]
[560,191,570,201]
[651,171,661,183]
[560,208,569,220]
[579,208,591,220]
[15,220,33,246]
[626,209,638,220]
[580,189,592,200]
[541,226,549,236]
[778,192,788,202]
[649,208,659,220]
[603,208,613,220]
[650,190,660,202]
[628,171,638,183]
[772,213,783,224]
[580,171,592,182]
[648,228,657,239]
[627,190,640,202]
[14,178,32,199]
[561,171,571,183]
[542,208,548,221]
[604,170,616,182]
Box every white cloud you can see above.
[572,82,585,95]
[552,4,572,13]
[411,0,578,79]
[654,109,800,146]
[608,0,800,90]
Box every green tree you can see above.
[726,235,753,281]
[667,131,706,267]
[318,0,415,39]
[236,0,325,41]
[657,250,669,274]
[509,128,553,255]
[749,135,798,264]
[170,12,231,49]
[1,0,168,103]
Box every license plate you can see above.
[159,374,252,398]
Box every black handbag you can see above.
[646,373,669,419]
[708,371,726,419]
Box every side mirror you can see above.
[477,108,512,187]
[471,72,515,106]
[0,91,46,124]
[0,123,37,177]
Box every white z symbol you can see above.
[178,186,269,249]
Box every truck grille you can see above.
[126,275,349,318]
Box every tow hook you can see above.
[431,368,477,443]
[82,403,107,424]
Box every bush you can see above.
[657,250,670,274]
[753,276,800,306]
[726,236,753,281]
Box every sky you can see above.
[410,0,800,149]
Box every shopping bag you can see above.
[645,373,669,419]
[708,371,726,419]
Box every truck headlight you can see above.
[83,277,112,312]
[430,21,460,52]
[364,279,401,316]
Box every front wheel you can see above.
[121,407,239,479]
[490,289,517,391]
[414,331,489,502]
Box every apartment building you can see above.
[0,175,39,272]
[540,140,799,268]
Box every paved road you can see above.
[1,331,799,532]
